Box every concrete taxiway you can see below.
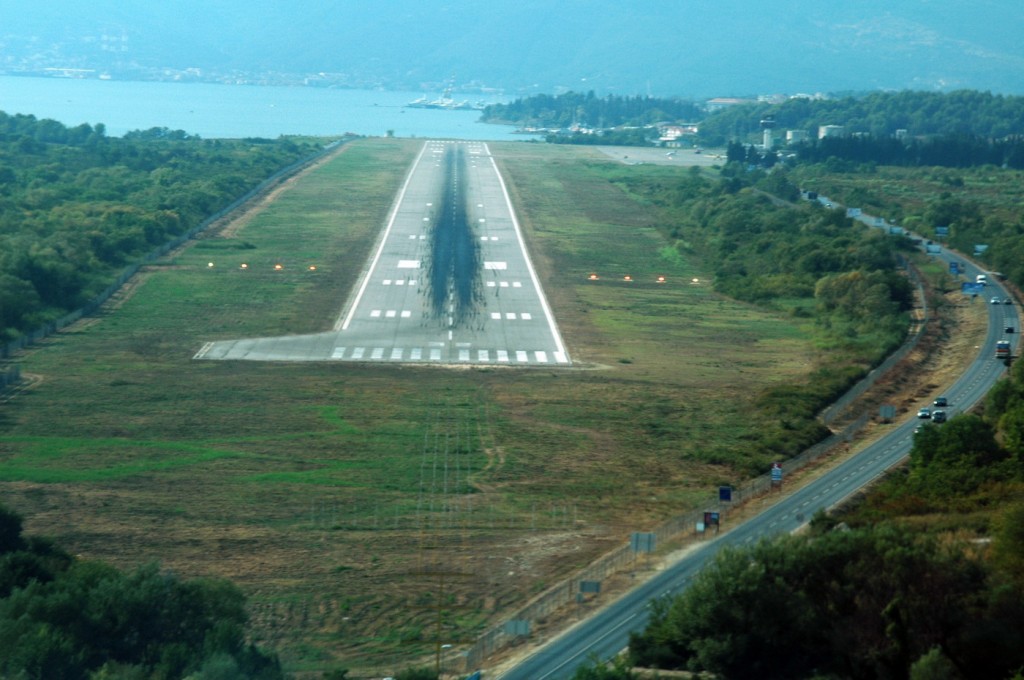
[194,140,570,366]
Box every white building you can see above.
[818,125,845,139]
[786,130,809,144]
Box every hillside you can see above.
[2,1,1023,96]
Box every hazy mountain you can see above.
[1,0,1022,97]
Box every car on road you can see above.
[933,396,948,407]
[1004,298,1014,305]
[991,297,1002,304]
[932,410,948,423]
[1007,326,1015,334]
[917,407,932,419]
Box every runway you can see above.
[195,140,570,366]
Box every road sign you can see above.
[962,282,986,296]
[504,619,530,636]
[719,486,732,502]
[949,261,960,275]
[630,532,656,553]
[771,463,783,484]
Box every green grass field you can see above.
[0,138,820,674]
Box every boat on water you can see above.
[407,87,485,111]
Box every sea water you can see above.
[0,75,530,140]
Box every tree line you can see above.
[0,111,320,342]
[486,90,1024,163]
[697,90,1024,146]
[481,91,702,129]
[0,503,283,679]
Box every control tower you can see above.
[760,115,777,150]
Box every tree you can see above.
[628,526,988,680]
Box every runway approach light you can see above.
[308,265,317,271]
[623,275,633,282]
[207,262,214,268]
[691,277,700,284]
[656,275,666,283]
[239,263,248,270]
[274,264,283,271]
[588,273,599,280]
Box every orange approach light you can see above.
[274,264,283,271]
[588,273,599,280]
[239,263,248,269]
[308,265,317,271]
[623,275,633,282]
[656,275,666,283]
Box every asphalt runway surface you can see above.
[195,140,570,366]
[595,145,725,166]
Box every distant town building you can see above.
[705,97,754,111]
[657,124,698,147]
[786,130,809,144]
[818,124,845,139]
[895,129,908,140]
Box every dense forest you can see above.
[0,504,283,679]
[0,112,321,342]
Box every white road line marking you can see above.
[401,310,412,318]
[535,351,549,363]
[486,281,496,287]
[391,348,403,360]
[491,312,501,320]
[193,342,213,359]
[478,350,489,361]
[370,310,381,317]
[516,350,529,362]
[371,347,384,359]
[430,348,441,361]
[331,347,346,359]
[411,348,422,360]
[497,350,509,362]
[506,312,516,320]
[338,141,431,331]
[554,351,569,364]
[459,349,470,361]
[397,260,419,269]
[386,310,396,318]
[483,142,569,362]
[521,312,533,320]
[484,261,507,270]
[513,281,522,288]
[353,347,365,359]
[500,281,509,288]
